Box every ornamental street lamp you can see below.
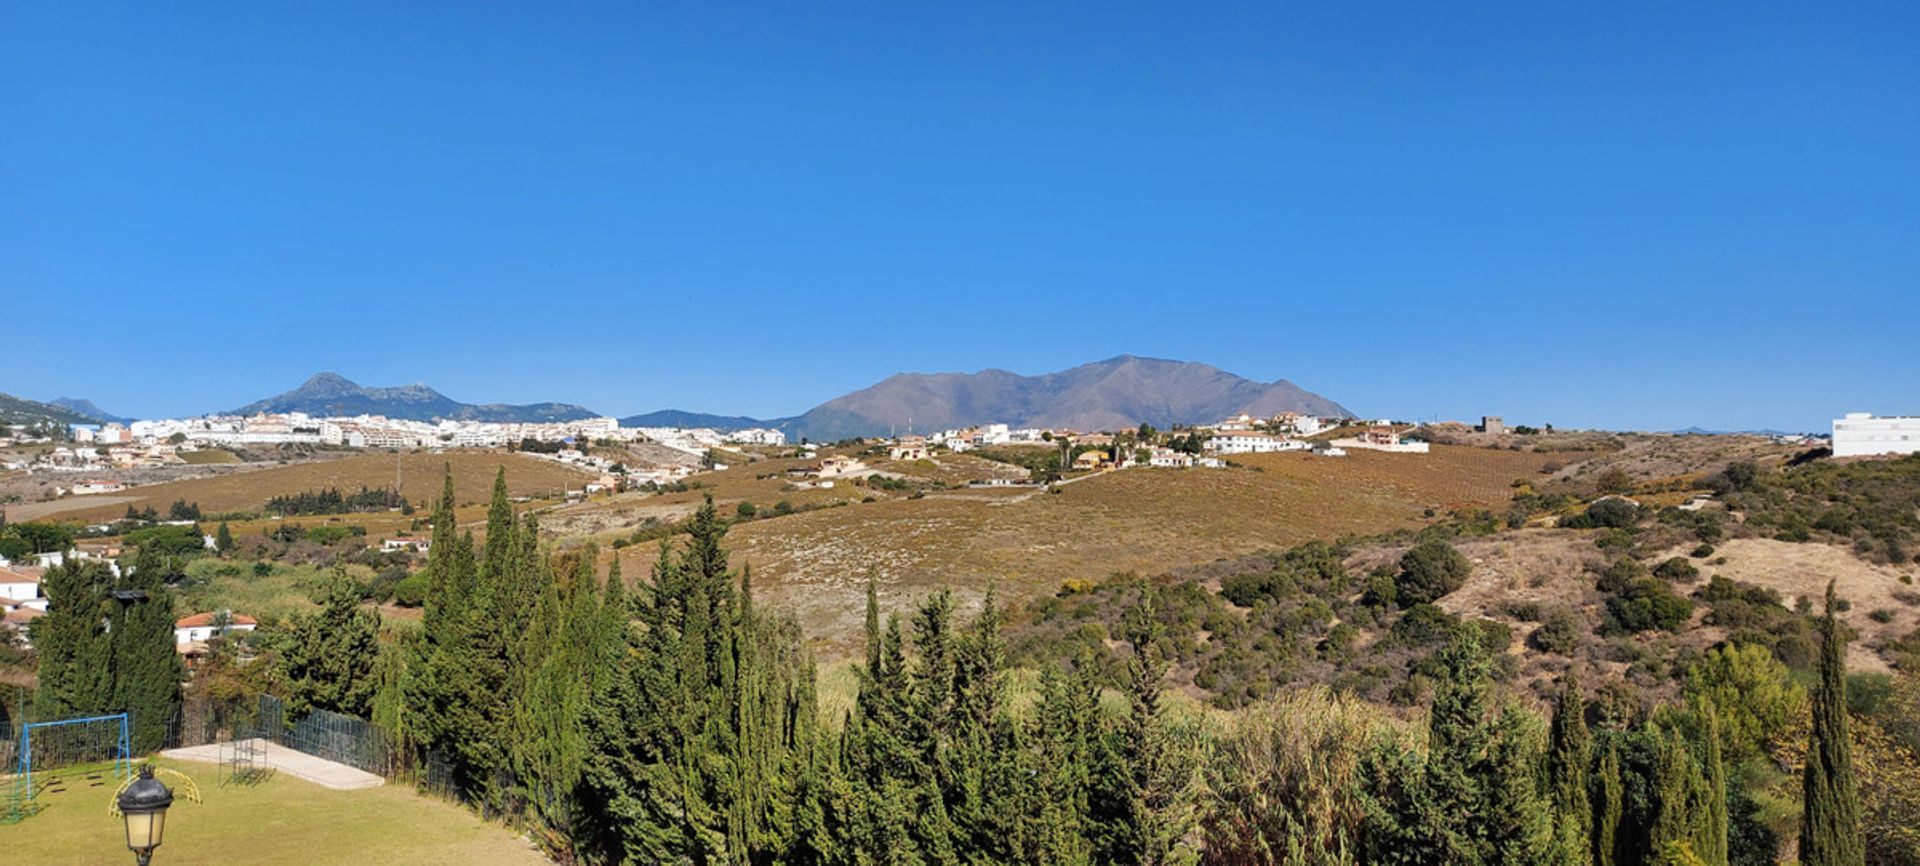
[117,764,174,865]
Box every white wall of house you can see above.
[1833,413,1920,457]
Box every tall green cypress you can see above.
[1423,626,1493,865]
[1800,581,1863,866]
[30,559,115,719]
[114,546,182,752]
[1593,740,1624,866]
[1649,725,1703,857]
[1695,706,1728,866]
[1486,708,1554,865]
[1098,589,1198,866]
[1029,653,1099,865]
[579,498,816,865]
[1548,673,1594,866]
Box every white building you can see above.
[1833,413,1920,458]
[1206,433,1308,455]
[174,611,259,645]
[0,565,47,612]
[1148,448,1194,468]
[725,428,787,447]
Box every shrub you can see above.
[1395,540,1471,606]
[1360,572,1397,610]
[1653,556,1700,582]
[1585,497,1641,528]
[1691,543,1715,559]
[1869,608,1896,624]
[1529,608,1582,655]
[1473,618,1513,653]
[392,574,429,607]
[1599,558,1693,633]
[1389,603,1459,647]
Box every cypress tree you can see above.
[1593,740,1624,866]
[30,559,115,719]
[113,546,182,752]
[1800,581,1863,866]
[1423,626,1493,865]
[1098,589,1198,866]
[1030,653,1099,865]
[1648,725,1702,855]
[1696,706,1728,866]
[1548,673,1594,866]
[214,520,234,555]
[1486,708,1554,865]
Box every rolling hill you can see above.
[782,355,1352,440]
[618,409,790,430]
[0,391,103,426]
[231,373,597,423]
[48,397,133,424]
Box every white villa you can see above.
[1833,413,1920,458]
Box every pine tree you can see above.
[214,521,234,555]
[1800,581,1863,866]
[114,546,182,752]
[1548,673,1594,866]
[280,567,381,718]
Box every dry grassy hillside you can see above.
[606,445,1572,650]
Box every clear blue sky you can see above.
[5,3,1915,431]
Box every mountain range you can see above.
[0,392,105,426]
[774,355,1352,441]
[16,357,1352,439]
[231,373,598,423]
[48,397,132,425]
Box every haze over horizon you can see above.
[6,4,1916,432]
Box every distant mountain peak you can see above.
[784,356,1352,440]
[231,373,596,423]
[48,397,132,424]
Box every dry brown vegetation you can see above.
[603,445,1573,651]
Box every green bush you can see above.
[1585,497,1641,528]
[1601,575,1694,634]
[1653,556,1700,582]
[1528,608,1582,655]
[392,574,429,607]
[1389,603,1460,647]
[1395,540,1471,606]
[1691,543,1715,559]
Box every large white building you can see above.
[1833,413,1920,457]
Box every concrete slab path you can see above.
[160,739,385,791]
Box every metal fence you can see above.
[260,696,396,777]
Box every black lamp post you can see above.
[117,764,174,865]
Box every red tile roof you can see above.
[0,565,44,584]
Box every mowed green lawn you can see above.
[0,759,548,865]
